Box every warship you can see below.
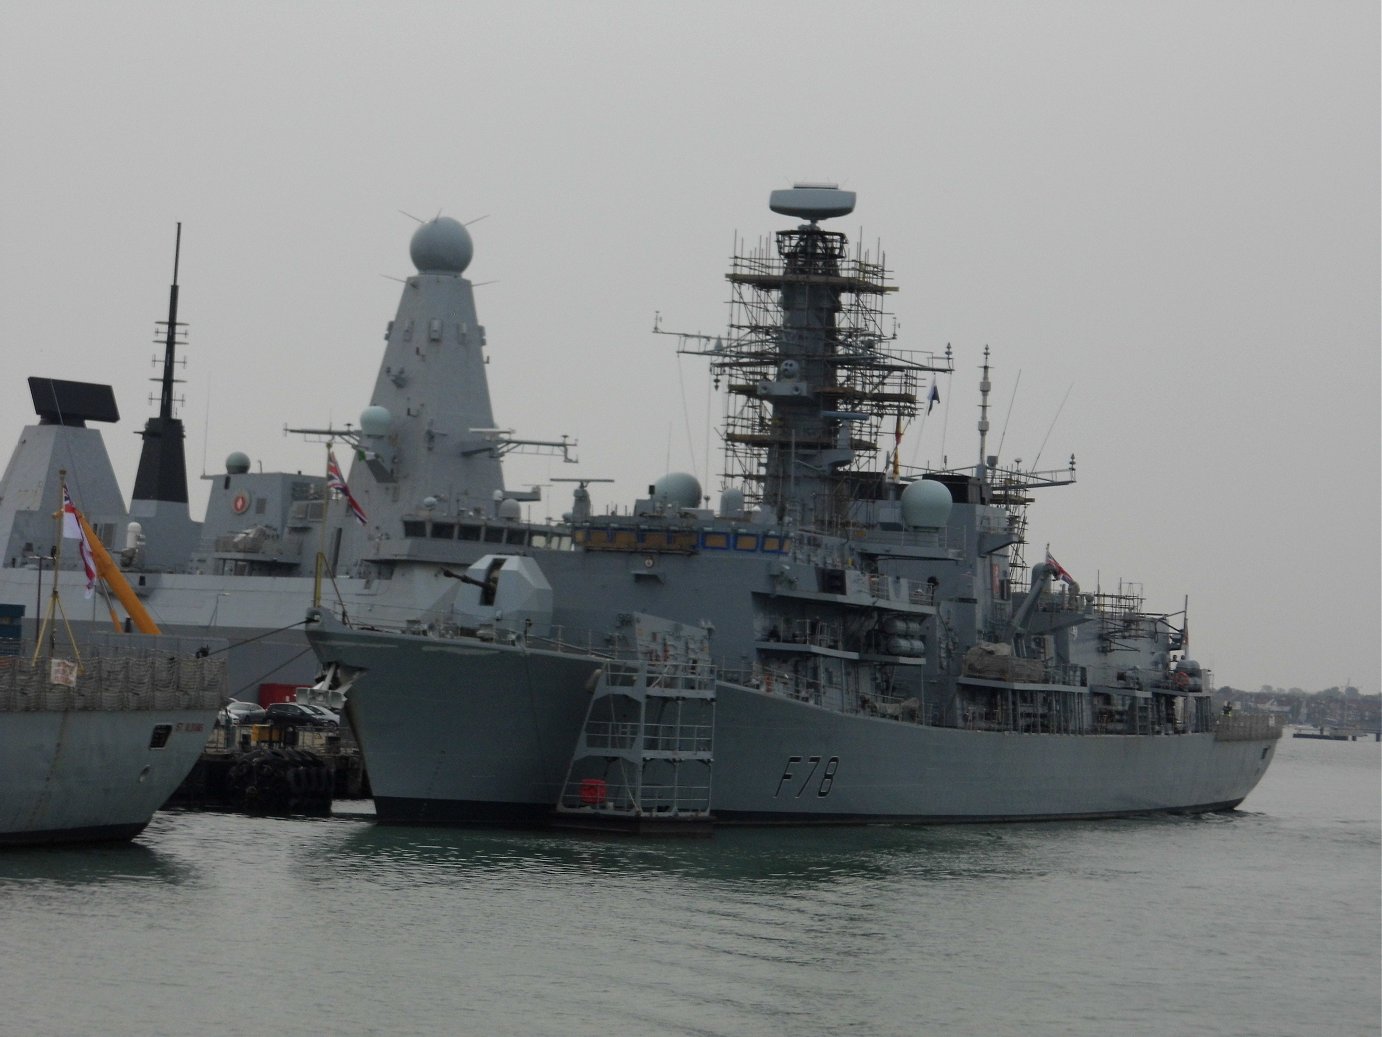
[0,635,225,845]
[0,480,225,846]
[303,184,1283,828]
[0,221,573,704]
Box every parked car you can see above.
[301,704,341,726]
[263,701,339,728]
[218,699,267,726]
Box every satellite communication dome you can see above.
[409,216,473,274]
[360,405,392,437]
[498,498,523,521]
[653,472,702,510]
[900,479,953,529]
[225,451,251,475]
[719,487,746,518]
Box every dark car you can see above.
[218,699,267,726]
[263,702,339,728]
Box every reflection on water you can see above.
[0,738,1374,1037]
[0,837,194,890]
[317,810,1271,894]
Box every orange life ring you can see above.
[231,492,250,515]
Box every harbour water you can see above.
[1,733,1376,1037]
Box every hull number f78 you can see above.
[774,755,839,798]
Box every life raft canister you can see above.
[579,778,607,806]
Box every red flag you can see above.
[327,450,367,525]
[61,488,97,598]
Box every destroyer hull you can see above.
[313,630,1278,827]
[0,706,213,845]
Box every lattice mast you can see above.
[710,185,949,532]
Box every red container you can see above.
[579,778,607,805]
[257,682,300,707]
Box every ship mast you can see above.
[131,224,190,505]
[706,184,951,531]
[977,345,992,477]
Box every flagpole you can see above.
[34,471,82,668]
[315,442,330,609]
[34,473,64,661]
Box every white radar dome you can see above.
[653,472,702,510]
[225,451,251,474]
[360,405,392,437]
[900,479,953,529]
[498,498,522,521]
[409,216,473,274]
[719,487,746,518]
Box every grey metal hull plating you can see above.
[0,706,214,845]
[709,684,1273,823]
[314,629,1277,826]
[331,634,602,825]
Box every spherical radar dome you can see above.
[653,472,703,510]
[900,479,953,529]
[359,405,392,438]
[225,451,251,475]
[409,216,473,274]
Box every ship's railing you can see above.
[757,616,847,651]
[0,642,228,713]
[642,722,714,754]
[866,573,938,608]
[1046,662,1087,688]
[631,783,713,813]
[558,781,713,815]
[581,720,640,750]
[849,526,950,550]
[1214,713,1284,742]
[212,527,296,558]
[598,659,714,692]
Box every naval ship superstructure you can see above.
[0,218,567,703]
[304,185,1282,828]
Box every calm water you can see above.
[1,735,1377,1037]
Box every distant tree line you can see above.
[1214,685,1380,729]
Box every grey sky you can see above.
[1,1,1377,695]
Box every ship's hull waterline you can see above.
[0,705,214,845]
[316,626,1278,828]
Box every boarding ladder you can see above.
[555,618,715,832]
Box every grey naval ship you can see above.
[304,184,1282,829]
[1,631,225,845]
[0,219,577,705]
[1,471,225,845]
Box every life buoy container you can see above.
[232,491,250,515]
[1174,671,1190,689]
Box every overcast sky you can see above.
[1,1,1376,695]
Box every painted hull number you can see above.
[774,755,839,798]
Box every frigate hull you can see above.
[311,625,1278,826]
[709,684,1276,823]
[328,633,603,825]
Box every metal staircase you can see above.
[554,616,715,835]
